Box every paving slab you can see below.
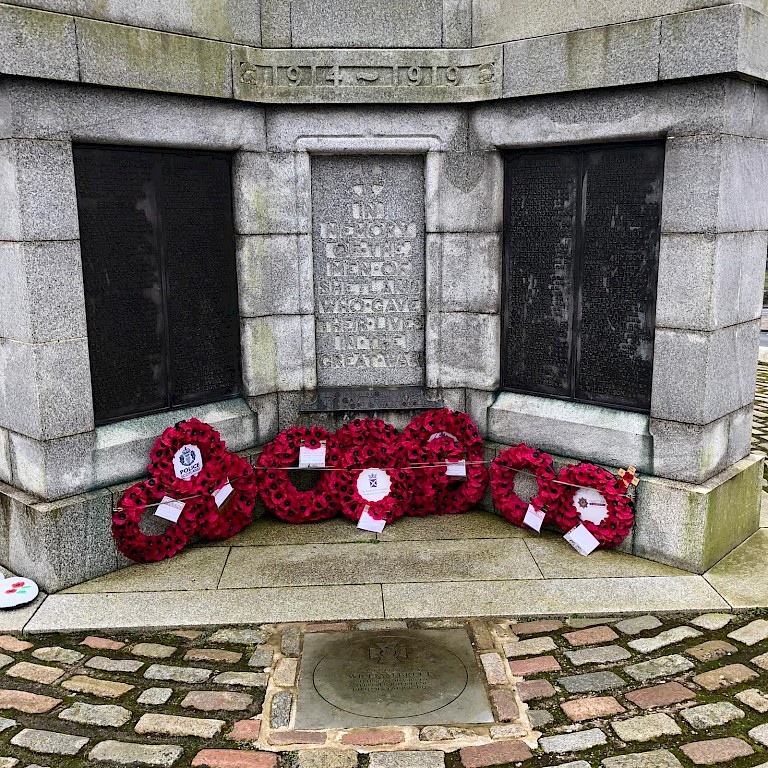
[383,577,729,618]
[704,530,768,609]
[62,547,230,594]
[526,539,689,579]
[24,586,385,633]
[222,517,377,547]
[220,539,542,588]
[377,511,530,541]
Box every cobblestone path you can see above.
[752,362,768,458]
[0,613,766,768]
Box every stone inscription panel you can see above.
[234,46,502,104]
[311,155,426,389]
[295,629,493,728]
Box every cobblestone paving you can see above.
[0,613,766,768]
[752,362,768,458]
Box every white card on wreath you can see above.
[523,503,546,532]
[154,495,184,523]
[564,524,600,556]
[446,460,467,477]
[213,480,234,508]
[298,444,326,468]
[357,507,386,533]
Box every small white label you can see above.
[446,460,467,477]
[173,444,203,480]
[428,431,459,443]
[0,577,39,609]
[357,506,387,533]
[154,495,185,523]
[564,524,601,556]
[213,480,234,508]
[572,486,609,525]
[298,444,326,468]
[523,503,546,532]
[356,468,391,502]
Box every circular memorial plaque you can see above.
[313,633,468,718]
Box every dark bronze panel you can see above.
[74,146,240,425]
[502,152,578,397]
[576,144,663,409]
[502,142,663,411]
[74,147,168,423]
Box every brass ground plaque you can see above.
[295,629,493,728]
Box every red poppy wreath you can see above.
[490,443,559,528]
[257,426,340,524]
[112,478,217,563]
[403,408,484,456]
[332,442,412,524]
[548,462,635,548]
[147,418,228,497]
[199,452,261,540]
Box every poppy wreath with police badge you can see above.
[548,462,635,548]
[199,452,262,540]
[147,418,228,496]
[332,442,412,524]
[490,443,559,528]
[257,426,340,524]
[112,478,217,563]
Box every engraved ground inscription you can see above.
[311,155,426,388]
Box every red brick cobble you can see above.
[226,720,262,741]
[490,689,519,721]
[507,655,561,676]
[681,738,755,764]
[0,689,61,714]
[460,740,533,767]
[80,636,125,651]
[268,731,327,745]
[563,626,619,646]
[518,679,556,701]
[625,682,696,709]
[561,696,625,722]
[509,620,563,635]
[0,636,33,652]
[340,729,405,745]
[192,749,277,768]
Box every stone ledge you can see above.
[488,392,653,473]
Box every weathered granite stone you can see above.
[311,154,425,389]
[137,688,173,706]
[728,619,768,645]
[58,702,132,728]
[611,713,682,742]
[558,671,626,693]
[144,664,211,684]
[690,614,734,631]
[615,616,663,635]
[540,729,607,753]
[564,646,632,666]
[628,626,702,653]
[624,655,695,682]
[271,691,292,728]
[89,739,183,766]
[10,728,88,756]
[86,656,144,673]
[681,702,744,729]
[602,750,683,768]
[31,646,83,664]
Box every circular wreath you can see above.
[404,409,484,456]
[549,463,635,548]
[112,478,216,563]
[404,434,489,516]
[147,418,229,496]
[332,443,412,524]
[334,418,401,451]
[490,444,558,528]
[257,426,340,524]
[199,453,262,540]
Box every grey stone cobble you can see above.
[369,752,445,768]
[528,710,553,728]
[558,671,627,693]
[540,728,607,753]
[503,637,557,657]
[137,687,173,705]
[479,653,508,685]
[31,646,84,664]
[0,758,18,768]
[131,643,177,659]
[690,614,734,631]
[89,740,183,766]
[144,664,211,683]
[727,620,768,646]
[749,724,768,747]
[10,728,89,756]
[624,654,694,682]
[0,718,16,733]
[735,688,768,713]
[602,750,683,768]
[86,656,144,673]
[611,713,682,742]
[281,627,301,656]
[615,616,663,635]
[134,713,225,738]
[248,648,274,668]
[564,645,632,666]
[627,626,702,653]
[62,675,135,698]
[213,671,268,687]
[0,655,12,670]
[681,702,745,729]
[209,628,270,645]
[271,691,292,728]
[58,702,132,727]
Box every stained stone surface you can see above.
[295,629,492,728]
[311,155,426,390]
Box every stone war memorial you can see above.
[1,0,767,594]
